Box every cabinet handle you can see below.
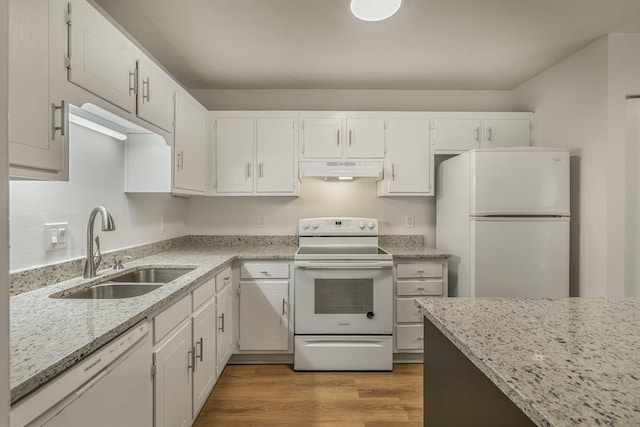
[417,287,425,291]
[219,313,225,332]
[417,337,424,341]
[282,298,286,316]
[142,77,150,102]
[337,129,340,147]
[176,151,184,170]
[196,338,203,362]
[51,101,68,139]
[260,271,269,276]
[129,70,137,96]
[259,162,264,178]
[224,276,230,283]
[246,163,251,178]
[487,127,493,142]
[188,348,194,371]
[349,129,352,147]
[474,127,480,142]
[391,163,395,181]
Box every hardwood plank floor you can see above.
[194,364,423,427]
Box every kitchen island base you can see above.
[424,318,535,427]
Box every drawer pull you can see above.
[417,337,424,341]
[417,287,425,291]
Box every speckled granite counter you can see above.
[10,240,447,404]
[381,245,450,259]
[416,297,640,427]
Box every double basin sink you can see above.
[54,267,195,299]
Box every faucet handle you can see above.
[113,255,133,270]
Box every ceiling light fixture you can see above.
[350,0,401,22]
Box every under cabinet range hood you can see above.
[299,161,384,182]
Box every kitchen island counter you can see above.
[416,297,640,427]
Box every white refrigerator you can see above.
[436,147,570,298]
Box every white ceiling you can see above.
[93,0,640,90]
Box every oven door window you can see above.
[314,279,373,314]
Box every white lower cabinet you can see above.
[394,259,448,353]
[191,298,217,418]
[216,282,234,372]
[153,319,192,427]
[238,262,291,352]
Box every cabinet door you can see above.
[346,118,385,158]
[154,321,192,427]
[483,119,531,147]
[216,285,233,374]
[66,0,137,113]
[215,118,254,193]
[301,118,343,158]
[137,56,176,132]
[239,281,289,351]
[256,118,297,193]
[192,298,217,418]
[432,119,481,152]
[9,0,67,179]
[384,119,432,194]
[174,91,208,192]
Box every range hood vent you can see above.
[299,161,384,182]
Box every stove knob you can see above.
[358,222,366,230]
[367,222,375,230]
[311,222,319,230]
[302,222,310,230]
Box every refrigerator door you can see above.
[470,217,570,298]
[470,149,570,216]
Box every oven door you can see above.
[294,261,393,334]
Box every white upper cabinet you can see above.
[214,118,255,193]
[300,117,343,159]
[212,112,299,196]
[432,119,481,152]
[299,113,386,160]
[483,119,532,148]
[432,113,533,154]
[256,118,297,193]
[9,0,68,180]
[174,90,208,193]
[346,118,385,158]
[377,118,432,196]
[66,0,137,114]
[136,56,176,133]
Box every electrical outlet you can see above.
[257,216,265,228]
[405,215,415,228]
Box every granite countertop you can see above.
[416,297,640,427]
[11,241,447,403]
[381,245,450,259]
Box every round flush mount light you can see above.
[350,0,402,22]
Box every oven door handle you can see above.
[295,261,393,269]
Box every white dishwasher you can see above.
[11,321,153,427]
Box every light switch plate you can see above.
[45,222,69,251]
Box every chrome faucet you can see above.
[83,206,116,278]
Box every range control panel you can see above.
[298,217,378,236]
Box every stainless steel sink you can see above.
[53,267,196,299]
[109,267,195,284]
[59,283,163,299]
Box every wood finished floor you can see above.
[193,364,423,427]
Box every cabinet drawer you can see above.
[192,277,215,310]
[240,263,289,280]
[396,262,442,279]
[397,280,443,296]
[396,298,424,323]
[396,324,424,351]
[153,295,190,344]
[215,266,232,293]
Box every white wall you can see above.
[626,98,640,296]
[513,34,640,296]
[191,89,515,112]
[512,37,609,296]
[9,123,188,271]
[187,180,435,243]
[0,0,10,421]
